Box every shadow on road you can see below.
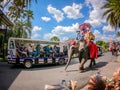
[84,62,108,72]
[94,62,108,68]
[0,62,22,90]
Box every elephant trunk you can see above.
[65,49,73,71]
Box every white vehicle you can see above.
[8,37,68,68]
[97,46,103,56]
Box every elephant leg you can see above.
[89,59,92,68]
[65,48,74,71]
[78,52,82,63]
[92,58,96,65]
[89,58,96,68]
[79,57,86,72]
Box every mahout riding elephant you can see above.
[65,39,98,72]
[65,22,98,72]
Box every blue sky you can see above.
[30,0,119,42]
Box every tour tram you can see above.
[8,37,68,68]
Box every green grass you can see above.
[103,49,109,53]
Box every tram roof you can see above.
[9,37,63,45]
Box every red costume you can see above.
[88,41,98,59]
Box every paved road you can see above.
[0,52,118,90]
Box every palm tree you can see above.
[22,10,33,38]
[24,21,32,38]
[0,0,37,9]
[23,10,34,22]
[12,20,30,38]
[1,0,37,21]
[101,0,120,29]
[50,36,60,41]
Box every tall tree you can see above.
[101,0,120,29]
[50,36,60,41]
[96,40,107,48]
[23,10,33,38]
[1,0,37,21]
[12,20,31,38]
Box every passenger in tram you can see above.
[36,44,41,56]
[39,46,45,58]
[17,44,28,57]
[53,45,59,57]
[44,45,50,57]
[28,44,36,57]
[50,47,54,57]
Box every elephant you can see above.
[65,39,98,72]
[65,39,89,71]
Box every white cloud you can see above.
[52,23,79,34]
[85,0,106,27]
[63,3,84,19]
[31,26,42,39]
[31,33,40,39]
[103,25,115,33]
[44,33,58,40]
[41,16,51,22]
[32,26,42,32]
[47,4,64,22]
[44,23,79,41]
[93,30,101,37]
[93,30,115,42]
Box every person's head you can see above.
[21,44,24,47]
[54,45,57,47]
[85,25,90,31]
[29,44,31,46]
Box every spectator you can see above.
[50,47,54,57]
[17,44,28,57]
[53,45,58,53]
[36,44,41,56]
[44,45,50,57]
[53,45,60,57]
[28,44,36,57]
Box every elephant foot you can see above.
[79,67,85,73]
[79,69,85,73]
